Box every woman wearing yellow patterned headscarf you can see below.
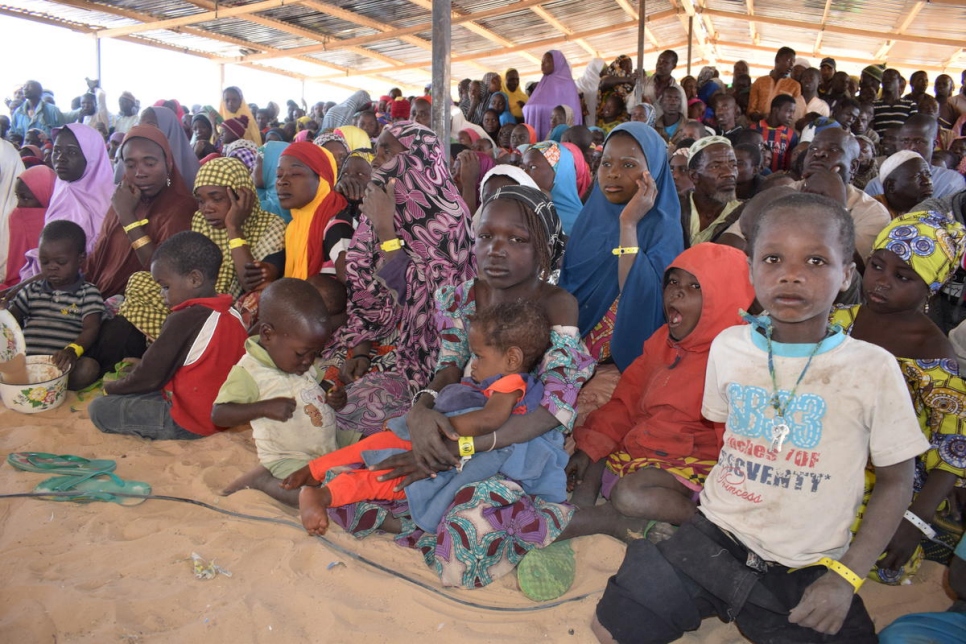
[831,209,966,586]
[120,158,287,340]
[334,125,375,163]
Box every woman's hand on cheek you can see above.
[112,180,141,222]
[225,186,254,233]
[618,171,657,227]
[361,178,398,242]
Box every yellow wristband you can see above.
[131,235,152,250]
[793,557,864,593]
[122,219,149,234]
[380,238,404,253]
[611,246,640,256]
[457,436,475,458]
[65,343,84,358]
[228,237,249,249]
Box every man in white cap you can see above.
[114,91,139,134]
[865,114,965,199]
[872,150,934,218]
[791,57,810,84]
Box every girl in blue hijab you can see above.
[525,141,584,235]
[489,91,517,126]
[255,140,292,223]
[558,122,684,371]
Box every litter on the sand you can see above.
[190,552,232,580]
[327,561,346,570]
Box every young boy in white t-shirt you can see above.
[592,192,929,643]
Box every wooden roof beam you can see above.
[530,6,599,58]
[612,0,662,49]
[714,40,957,75]
[307,17,680,81]
[94,0,293,38]
[214,0,553,63]
[700,8,964,49]
[878,1,927,60]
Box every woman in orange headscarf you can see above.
[276,142,347,278]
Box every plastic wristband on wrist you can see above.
[457,436,475,457]
[794,557,863,593]
[903,510,937,540]
[131,235,152,250]
[611,246,640,256]
[228,237,249,249]
[65,343,84,358]
[411,388,438,407]
[380,238,404,252]
[122,219,149,234]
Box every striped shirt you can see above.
[10,279,104,356]
[872,98,918,137]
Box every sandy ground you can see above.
[0,391,955,643]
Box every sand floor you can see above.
[0,391,955,643]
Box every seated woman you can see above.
[523,51,584,140]
[125,106,199,193]
[525,141,584,235]
[831,211,966,584]
[4,165,55,287]
[596,55,636,129]
[313,131,350,172]
[276,141,347,279]
[20,123,114,280]
[565,244,755,541]
[325,121,475,437]
[323,186,593,591]
[74,126,196,388]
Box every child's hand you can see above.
[565,450,592,492]
[281,465,318,490]
[241,261,275,292]
[225,186,255,233]
[325,384,347,410]
[618,171,657,228]
[50,349,78,373]
[259,396,297,421]
[787,571,854,635]
[335,174,367,201]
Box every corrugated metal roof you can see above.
[2,0,964,95]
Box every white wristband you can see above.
[903,510,937,540]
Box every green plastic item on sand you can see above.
[7,452,117,476]
[516,540,576,602]
[34,472,151,506]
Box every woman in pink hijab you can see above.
[20,123,114,280]
[523,50,583,140]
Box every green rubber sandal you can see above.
[517,540,576,601]
[7,452,116,476]
[34,472,151,506]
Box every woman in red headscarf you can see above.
[4,165,56,287]
[276,142,347,279]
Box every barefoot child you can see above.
[213,278,346,505]
[293,300,553,535]
[563,243,755,542]
[88,231,248,440]
[831,210,966,583]
[7,220,103,390]
[592,193,929,643]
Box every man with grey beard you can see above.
[679,136,741,246]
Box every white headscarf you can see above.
[576,58,607,124]
[0,140,26,277]
[472,164,542,230]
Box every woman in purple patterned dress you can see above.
[327,121,475,438]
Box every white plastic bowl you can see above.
[0,356,69,414]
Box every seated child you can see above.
[215,278,345,505]
[7,220,103,390]
[592,193,929,643]
[563,243,755,542]
[292,300,556,536]
[831,210,966,584]
[88,231,248,440]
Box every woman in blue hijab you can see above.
[558,122,684,371]
[489,91,517,126]
[255,140,292,223]
[525,141,584,235]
